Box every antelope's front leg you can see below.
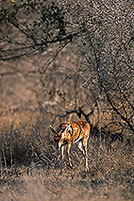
[58,142,64,160]
[67,143,73,168]
[61,145,64,160]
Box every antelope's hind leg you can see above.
[77,141,85,155]
[83,137,89,171]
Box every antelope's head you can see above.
[50,124,72,150]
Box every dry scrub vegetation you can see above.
[0,112,134,201]
[0,0,134,200]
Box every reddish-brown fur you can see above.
[50,121,91,170]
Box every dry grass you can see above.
[0,165,133,201]
[0,111,134,201]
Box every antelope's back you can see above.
[69,121,91,140]
[54,121,91,142]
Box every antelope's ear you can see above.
[50,125,57,134]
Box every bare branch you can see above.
[49,102,97,126]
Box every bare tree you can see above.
[0,0,133,139]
